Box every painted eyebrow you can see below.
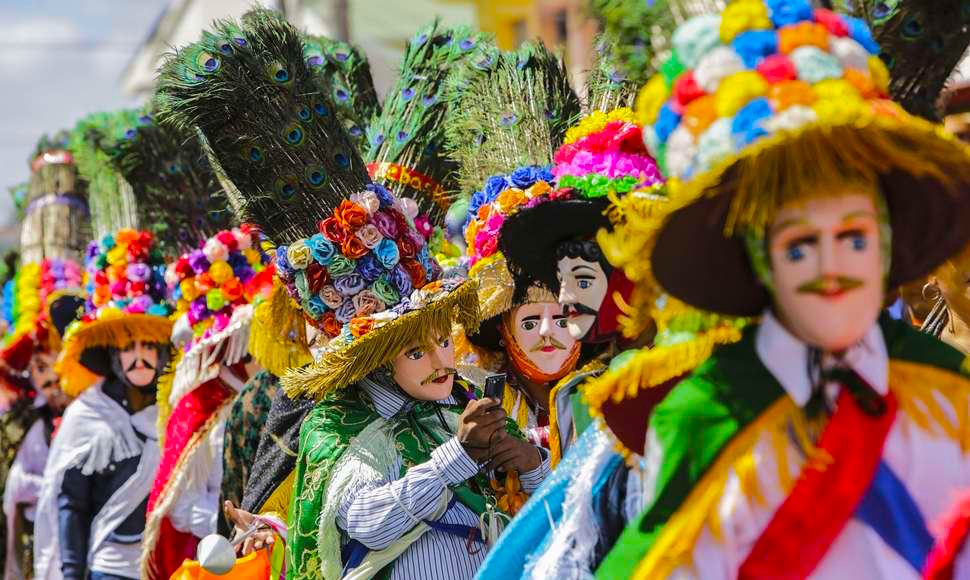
[521,315,541,322]
[770,217,808,236]
[841,210,878,223]
[571,264,596,273]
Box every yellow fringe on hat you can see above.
[155,348,182,447]
[281,280,481,400]
[677,111,970,237]
[56,314,174,397]
[597,184,672,340]
[249,279,312,377]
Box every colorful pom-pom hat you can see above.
[164,225,275,401]
[57,228,174,396]
[446,41,582,349]
[499,106,666,293]
[640,0,970,317]
[156,9,481,399]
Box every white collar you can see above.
[754,310,888,406]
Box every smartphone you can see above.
[483,373,506,402]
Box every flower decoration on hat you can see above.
[637,0,891,183]
[57,228,175,396]
[166,225,275,351]
[555,107,664,199]
[275,182,451,340]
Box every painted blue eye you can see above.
[851,234,867,251]
[578,280,592,290]
[786,245,805,262]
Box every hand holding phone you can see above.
[484,373,506,402]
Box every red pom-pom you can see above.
[673,72,705,108]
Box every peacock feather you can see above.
[589,0,726,87]
[365,21,496,225]
[7,183,27,222]
[846,0,970,120]
[155,8,372,245]
[110,106,233,255]
[303,34,381,157]
[68,111,140,238]
[444,41,582,197]
[584,33,641,114]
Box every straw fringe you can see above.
[281,280,481,399]
[249,280,312,377]
[57,314,174,397]
[155,349,182,447]
[674,112,970,237]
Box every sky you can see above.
[0,0,169,235]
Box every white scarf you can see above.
[33,384,159,579]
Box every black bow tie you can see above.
[805,366,887,419]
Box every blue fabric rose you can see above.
[389,264,413,297]
[356,253,385,282]
[374,238,400,269]
[227,251,248,273]
[510,166,536,189]
[334,273,366,297]
[416,247,434,279]
[468,190,488,216]
[275,246,292,275]
[765,0,812,27]
[731,98,773,147]
[147,303,170,317]
[305,295,329,319]
[732,30,778,69]
[367,183,396,208]
[308,233,337,266]
[655,103,682,143]
[483,175,508,200]
[536,166,555,184]
[335,299,356,323]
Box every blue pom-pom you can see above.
[731,98,773,146]
[732,31,778,69]
[654,103,682,143]
[765,0,813,27]
[844,16,881,54]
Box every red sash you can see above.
[738,389,898,579]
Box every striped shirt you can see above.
[336,379,549,580]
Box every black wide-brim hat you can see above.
[651,121,970,317]
[499,197,612,292]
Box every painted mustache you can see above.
[420,368,457,385]
[126,358,156,372]
[797,276,864,297]
[530,337,570,352]
[562,303,598,317]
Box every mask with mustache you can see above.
[420,368,457,385]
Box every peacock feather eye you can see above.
[218,41,233,55]
[421,94,437,107]
[348,125,363,137]
[334,152,350,168]
[371,133,385,146]
[274,178,299,201]
[124,128,137,140]
[334,87,349,102]
[138,115,152,125]
[307,55,324,67]
[167,162,180,174]
[401,87,415,102]
[233,37,248,47]
[313,102,329,117]
[475,55,495,70]
[266,62,291,84]
[333,50,349,62]
[414,33,429,46]
[243,145,263,163]
[304,164,328,189]
[902,16,923,39]
[396,130,410,143]
[282,123,305,146]
[459,38,476,51]
[197,51,220,73]
[500,113,517,127]
[296,105,312,122]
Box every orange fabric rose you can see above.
[115,229,138,244]
[401,259,427,289]
[321,311,342,337]
[497,188,526,213]
[350,317,375,338]
[195,272,215,294]
[334,200,368,232]
[843,69,878,99]
[341,236,369,259]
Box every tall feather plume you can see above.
[68,111,141,238]
[584,33,641,113]
[303,34,381,156]
[589,0,726,86]
[155,8,371,245]
[365,21,495,224]
[110,107,232,255]
[444,41,582,196]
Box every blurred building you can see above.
[120,0,598,100]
